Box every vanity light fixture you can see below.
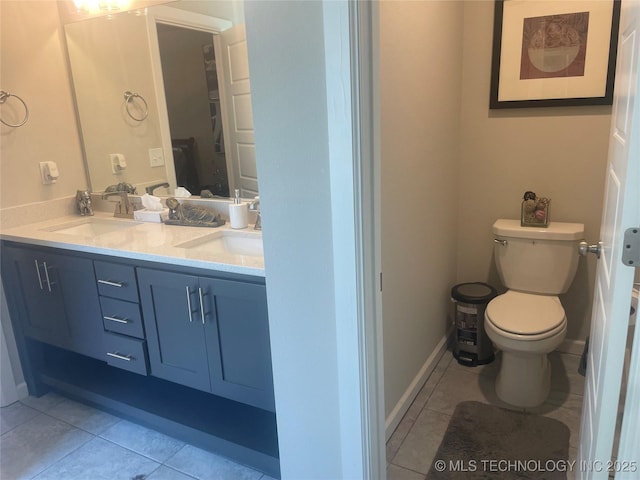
[73,0,131,15]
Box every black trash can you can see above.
[451,282,497,366]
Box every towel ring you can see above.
[0,90,29,127]
[124,91,148,121]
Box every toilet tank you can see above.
[493,219,584,295]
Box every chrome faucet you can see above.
[248,196,261,230]
[145,182,170,195]
[102,191,134,219]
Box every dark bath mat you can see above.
[426,401,570,480]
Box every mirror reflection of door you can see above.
[218,24,258,199]
[156,24,229,197]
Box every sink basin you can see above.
[175,231,263,257]
[43,218,141,237]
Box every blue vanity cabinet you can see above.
[1,244,104,359]
[2,242,279,478]
[138,268,274,411]
[137,269,212,392]
[201,277,274,412]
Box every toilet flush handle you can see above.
[579,241,602,259]
[494,238,508,246]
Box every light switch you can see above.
[149,148,164,167]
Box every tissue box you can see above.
[134,208,169,223]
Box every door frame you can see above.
[347,1,386,477]
[145,6,232,192]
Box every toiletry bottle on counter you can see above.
[229,189,248,229]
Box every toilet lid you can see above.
[486,291,565,335]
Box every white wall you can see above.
[457,1,610,341]
[379,0,463,420]
[245,1,367,477]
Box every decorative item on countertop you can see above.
[200,189,214,198]
[521,191,550,227]
[75,190,94,216]
[133,194,168,223]
[104,182,137,194]
[174,186,191,198]
[164,197,225,227]
[229,189,249,229]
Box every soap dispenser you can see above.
[229,189,248,229]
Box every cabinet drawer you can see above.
[94,261,138,302]
[104,333,148,375]
[99,297,144,339]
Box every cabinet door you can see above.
[2,246,68,347]
[1,246,103,359]
[201,278,274,411]
[47,251,104,360]
[138,268,211,392]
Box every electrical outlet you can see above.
[110,153,126,174]
[39,161,59,184]
[149,148,164,167]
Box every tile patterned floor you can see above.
[0,349,586,480]
[386,350,586,480]
[0,392,276,480]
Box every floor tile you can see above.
[424,367,514,416]
[446,350,502,378]
[386,415,416,463]
[391,408,451,474]
[99,419,185,463]
[0,401,40,435]
[530,402,583,449]
[550,352,585,397]
[33,436,160,480]
[165,444,263,480]
[405,354,452,423]
[388,462,426,480]
[46,398,120,434]
[147,465,198,479]
[0,413,92,480]
[20,392,66,413]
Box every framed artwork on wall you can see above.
[490,0,621,109]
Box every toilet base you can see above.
[495,350,551,408]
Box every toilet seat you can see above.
[485,291,565,336]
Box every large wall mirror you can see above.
[63,0,258,199]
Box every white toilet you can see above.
[485,219,584,408]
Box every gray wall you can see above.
[379,0,611,426]
[380,0,463,419]
[457,1,609,341]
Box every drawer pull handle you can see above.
[98,279,124,287]
[186,286,194,323]
[198,287,205,325]
[34,260,44,290]
[107,352,132,361]
[43,262,52,292]
[104,316,130,324]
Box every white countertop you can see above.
[0,211,265,277]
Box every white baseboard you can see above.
[384,333,450,440]
[16,381,28,401]
[558,338,586,356]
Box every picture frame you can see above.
[490,0,621,109]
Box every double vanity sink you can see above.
[1,209,276,477]
[2,213,264,276]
